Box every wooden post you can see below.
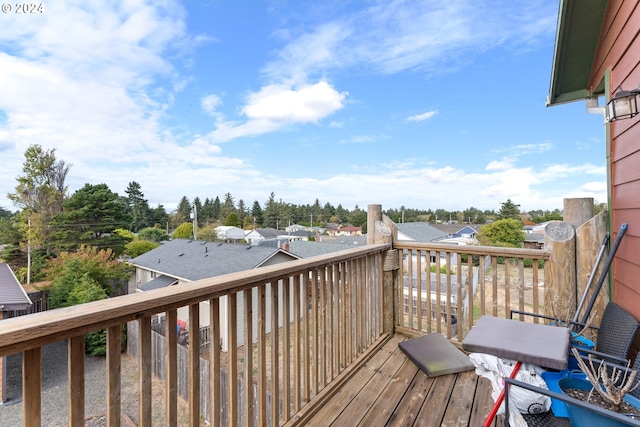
[544,221,576,320]
[367,204,397,335]
[564,198,594,230]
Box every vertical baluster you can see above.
[210,299,221,427]
[258,284,267,427]
[492,257,498,316]
[533,260,540,323]
[302,272,310,403]
[293,275,301,411]
[68,335,85,427]
[456,253,463,339]
[311,270,318,395]
[189,304,200,427]
[138,317,151,427]
[435,251,442,334]
[106,325,121,427]
[504,259,511,317]
[243,290,253,425]
[23,347,41,427]
[479,255,486,318]
[416,250,423,332]
[165,310,177,427]
[228,293,237,427]
[282,277,291,421]
[270,282,279,425]
[518,258,525,318]
[467,253,473,333]
[445,253,452,340]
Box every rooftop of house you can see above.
[430,224,480,236]
[396,222,447,242]
[0,263,32,311]
[131,239,299,282]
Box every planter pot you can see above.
[541,369,586,417]
[559,378,640,427]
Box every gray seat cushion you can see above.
[462,316,570,370]
[399,333,475,377]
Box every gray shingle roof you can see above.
[396,222,447,242]
[138,275,178,291]
[0,263,32,311]
[131,239,295,281]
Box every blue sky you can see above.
[0,0,607,214]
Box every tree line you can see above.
[1,144,601,284]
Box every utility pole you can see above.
[27,218,31,285]
[191,204,198,240]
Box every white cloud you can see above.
[201,94,223,117]
[204,81,347,143]
[407,110,438,122]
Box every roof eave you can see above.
[547,0,608,107]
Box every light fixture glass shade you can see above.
[607,90,639,121]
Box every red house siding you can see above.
[589,1,640,319]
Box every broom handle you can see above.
[580,223,628,325]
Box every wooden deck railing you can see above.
[393,241,551,342]
[0,244,389,427]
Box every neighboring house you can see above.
[244,228,282,245]
[523,233,545,250]
[0,263,31,403]
[130,239,300,351]
[396,222,447,242]
[547,2,640,317]
[214,225,245,241]
[430,224,480,245]
[335,226,362,236]
[396,222,457,269]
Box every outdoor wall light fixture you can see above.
[606,85,640,121]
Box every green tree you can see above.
[193,197,203,227]
[137,226,168,242]
[198,225,218,241]
[219,192,236,221]
[225,212,239,227]
[497,199,522,221]
[172,222,193,239]
[478,218,526,248]
[45,246,130,305]
[125,240,159,257]
[148,204,169,228]
[250,200,263,227]
[49,183,130,254]
[174,196,191,228]
[124,181,151,232]
[7,145,71,257]
[263,192,279,228]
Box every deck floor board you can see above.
[300,334,504,427]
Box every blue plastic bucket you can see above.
[541,370,587,417]
[569,332,594,370]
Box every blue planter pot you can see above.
[559,378,640,427]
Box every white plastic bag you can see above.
[469,353,551,415]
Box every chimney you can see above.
[281,241,290,251]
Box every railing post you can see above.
[367,205,397,335]
[544,221,576,319]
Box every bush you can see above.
[125,240,159,257]
[138,227,169,242]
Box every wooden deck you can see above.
[301,334,504,427]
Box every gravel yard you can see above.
[0,340,193,427]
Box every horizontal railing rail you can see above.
[393,241,551,342]
[0,243,389,427]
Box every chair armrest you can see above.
[508,309,599,332]
[504,378,640,426]
[574,349,630,367]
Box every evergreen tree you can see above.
[124,181,150,232]
[263,192,279,228]
[49,183,130,254]
[174,196,191,227]
[251,200,263,228]
[497,199,522,221]
[212,196,221,220]
[219,192,236,220]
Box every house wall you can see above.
[590,1,640,319]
